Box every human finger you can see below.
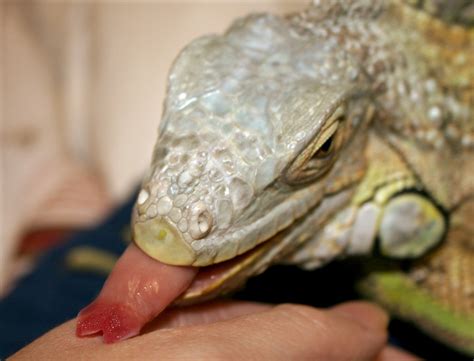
[12,301,389,361]
[129,301,388,360]
[143,300,271,330]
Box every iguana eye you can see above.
[284,107,344,185]
[313,133,335,158]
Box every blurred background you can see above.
[1,1,307,295]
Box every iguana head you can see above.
[132,12,375,301]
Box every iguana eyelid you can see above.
[310,119,340,158]
[284,105,345,184]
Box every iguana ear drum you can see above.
[378,193,446,258]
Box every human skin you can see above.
[11,301,417,361]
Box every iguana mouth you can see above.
[178,229,284,304]
[174,182,356,305]
[178,188,355,304]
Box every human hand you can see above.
[12,300,417,360]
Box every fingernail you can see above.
[330,301,389,332]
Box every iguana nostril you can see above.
[189,201,213,239]
[198,212,211,232]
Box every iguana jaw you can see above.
[176,187,354,304]
[177,229,283,304]
[131,194,306,303]
[133,178,325,267]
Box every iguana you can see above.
[74,0,474,355]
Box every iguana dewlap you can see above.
[76,0,474,352]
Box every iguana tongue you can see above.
[76,244,198,343]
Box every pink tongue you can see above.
[76,244,198,343]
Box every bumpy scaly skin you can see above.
[130,0,473,353]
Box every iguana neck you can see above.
[388,1,474,91]
[401,0,474,27]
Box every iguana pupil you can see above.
[316,134,334,156]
